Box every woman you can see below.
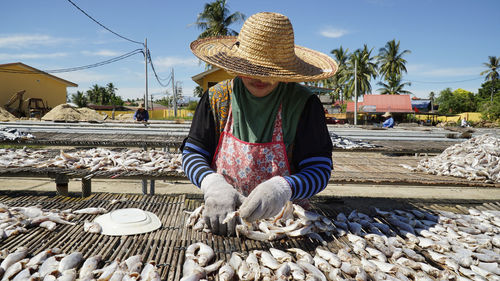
[182,12,338,236]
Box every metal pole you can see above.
[172,68,177,117]
[354,59,358,125]
[145,38,148,110]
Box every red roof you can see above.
[346,94,414,113]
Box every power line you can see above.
[65,0,144,46]
[0,49,143,74]
[147,49,171,88]
[404,76,483,84]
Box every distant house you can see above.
[0,62,77,109]
[346,94,414,114]
[411,98,433,113]
[191,67,234,92]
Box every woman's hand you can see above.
[200,173,244,236]
[239,176,292,222]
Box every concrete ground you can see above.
[1,177,499,201]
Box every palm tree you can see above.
[377,75,412,95]
[377,39,411,81]
[71,91,88,107]
[480,56,499,102]
[330,46,350,102]
[194,0,245,39]
[344,45,378,99]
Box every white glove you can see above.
[239,176,292,222]
[200,173,245,236]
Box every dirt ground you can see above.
[1,177,499,201]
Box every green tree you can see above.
[70,91,88,107]
[377,75,412,95]
[477,80,500,121]
[436,88,476,115]
[194,0,245,39]
[480,56,499,102]
[377,39,410,81]
[344,45,378,100]
[329,46,350,102]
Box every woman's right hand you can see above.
[200,173,244,236]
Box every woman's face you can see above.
[241,77,279,97]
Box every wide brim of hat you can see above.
[191,36,338,82]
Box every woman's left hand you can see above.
[239,176,292,222]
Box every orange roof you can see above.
[346,94,414,113]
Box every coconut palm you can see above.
[480,56,499,102]
[330,46,350,101]
[71,91,88,107]
[377,75,412,95]
[194,0,245,39]
[377,39,410,81]
[344,45,378,99]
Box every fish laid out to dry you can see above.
[186,202,336,244]
[0,147,183,175]
[184,203,500,281]
[402,134,500,183]
[0,248,161,280]
[0,203,75,241]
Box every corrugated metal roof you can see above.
[346,94,414,113]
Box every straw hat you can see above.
[382,112,392,117]
[138,103,145,109]
[190,12,338,82]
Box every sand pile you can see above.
[42,104,106,122]
[0,107,17,121]
[77,107,107,121]
[115,113,134,121]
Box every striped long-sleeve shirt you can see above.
[181,87,333,200]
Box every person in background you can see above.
[382,112,394,128]
[134,103,149,122]
[461,117,468,127]
[181,12,337,236]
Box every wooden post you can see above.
[82,178,92,197]
[55,174,69,196]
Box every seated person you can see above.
[382,112,394,128]
[134,103,149,122]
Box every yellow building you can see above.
[0,62,77,113]
[191,66,234,91]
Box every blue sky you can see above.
[1,0,499,101]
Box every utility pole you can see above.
[144,38,149,110]
[172,68,177,117]
[354,59,358,125]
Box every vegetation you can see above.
[436,88,476,115]
[70,83,124,107]
[194,0,245,39]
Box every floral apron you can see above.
[212,104,290,196]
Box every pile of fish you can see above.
[186,202,335,244]
[0,247,161,280]
[330,132,378,149]
[0,147,183,174]
[185,204,500,280]
[404,134,500,183]
[0,203,108,241]
[0,128,35,141]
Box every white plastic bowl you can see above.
[94,208,162,236]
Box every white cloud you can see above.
[152,56,199,70]
[81,50,123,57]
[57,71,115,84]
[319,27,348,38]
[0,52,68,60]
[0,34,76,48]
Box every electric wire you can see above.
[65,0,144,46]
[0,49,143,74]
[147,49,172,87]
